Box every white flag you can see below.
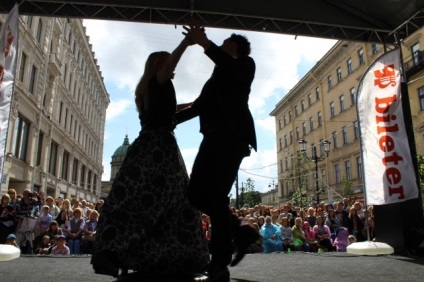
[357,48,418,205]
[0,4,19,179]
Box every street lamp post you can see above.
[268,180,278,207]
[298,139,330,204]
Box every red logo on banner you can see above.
[374,64,396,89]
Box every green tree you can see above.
[341,176,354,199]
[290,151,312,207]
[243,191,262,207]
[418,155,424,198]
[240,178,256,207]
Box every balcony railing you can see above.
[404,50,424,79]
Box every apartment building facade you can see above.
[270,28,424,205]
[0,15,109,203]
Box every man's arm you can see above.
[175,100,199,125]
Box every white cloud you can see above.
[106,99,133,121]
[256,116,277,134]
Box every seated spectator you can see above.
[257,216,265,229]
[260,216,282,253]
[279,204,293,225]
[367,216,376,241]
[271,214,280,227]
[81,210,99,254]
[325,209,340,241]
[348,235,357,245]
[333,227,349,252]
[0,193,16,244]
[292,217,309,252]
[36,205,53,235]
[348,208,365,242]
[45,196,60,219]
[313,216,334,251]
[249,223,263,253]
[44,221,63,244]
[56,210,69,232]
[306,207,317,227]
[5,233,19,248]
[34,235,52,255]
[65,208,84,255]
[51,235,70,255]
[280,217,295,252]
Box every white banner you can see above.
[0,4,19,178]
[357,48,418,205]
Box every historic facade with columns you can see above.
[0,15,109,203]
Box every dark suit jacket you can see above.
[176,42,257,151]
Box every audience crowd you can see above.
[0,188,101,255]
[1,187,375,256]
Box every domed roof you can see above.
[112,134,130,161]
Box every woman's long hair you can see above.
[135,51,170,113]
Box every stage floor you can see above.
[1,252,424,281]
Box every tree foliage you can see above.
[418,155,424,198]
[341,176,354,199]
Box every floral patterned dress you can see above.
[91,76,209,277]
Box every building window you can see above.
[340,95,345,111]
[328,75,332,90]
[337,67,342,82]
[342,127,348,144]
[321,169,327,189]
[49,141,58,176]
[36,131,44,166]
[335,164,341,184]
[284,135,288,147]
[358,48,365,65]
[350,87,356,105]
[64,108,68,130]
[288,111,292,122]
[36,19,43,43]
[419,86,424,111]
[372,43,378,55]
[289,131,293,144]
[61,151,69,181]
[279,138,282,151]
[309,117,314,132]
[29,65,38,94]
[357,156,363,179]
[87,170,92,191]
[353,121,359,139]
[278,119,281,130]
[302,122,306,136]
[279,160,283,173]
[283,115,287,126]
[317,111,322,127]
[308,93,312,106]
[285,158,288,171]
[333,132,338,149]
[316,87,320,100]
[72,159,78,184]
[301,100,305,112]
[330,102,335,117]
[12,115,30,161]
[412,43,420,65]
[347,58,352,74]
[296,127,299,140]
[295,105,298,117]
[18,52,27,82]
[345,160,351,180]
[80,165,86,188]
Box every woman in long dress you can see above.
[91,36,209,279]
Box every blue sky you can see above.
[83,20,336,196]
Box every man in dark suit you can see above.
[176,25,259,281]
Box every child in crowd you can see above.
[51,235,70,255]
[5,233,19,248]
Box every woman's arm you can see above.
[156,37,192,85]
